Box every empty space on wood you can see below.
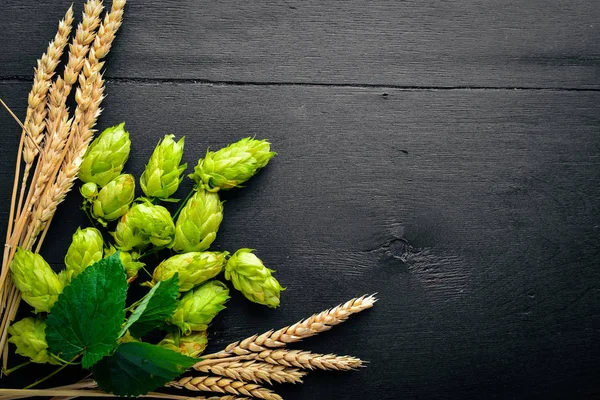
[1,1,599,88]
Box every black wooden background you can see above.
[1,1,599,399]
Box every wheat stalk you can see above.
[205,295,376,359]
[168,376,282,400]
[194,359,306,384]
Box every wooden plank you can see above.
[0,81,599,398]
[1,0,599,88]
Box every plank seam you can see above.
[1,76,598,91]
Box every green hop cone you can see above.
[104,246,145,280]
[152,251,227,292]
[171,280,230,335]
[224,249,283,308]
[7,317,60,365]
[113,200,175,251]
[171,189,223,253]
[80,182,98,200]
[64,227,104,277]
[190,137,276,192]
[91,174,135,224]
[10,248,63,313]
[79,122,131,187]
[140,134,187,199]
[158,331,207,358]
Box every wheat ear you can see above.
[194,359,306,384]
[63,0,105,89]
[206,295,376,359]
[248,349,363,371]
[168,376,282,400]
[25,0,126,248]
[13,6,74,228]
[23,0,104,216]
[21,6,74,166]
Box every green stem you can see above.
[24,361,70,389]
[140,265,153,279]
[2,360,31,375]
[172,189,194,220]
[81,203,98,229]
[139,246,162,259]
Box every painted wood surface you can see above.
[1,1,599,88]
[0,0,599,399]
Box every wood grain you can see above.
[0,81,599,398]
[1,0,599,88]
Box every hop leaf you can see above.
[171,189,223,253]
[171,280,230,335]
[91,174,135,224]
[190,137,276,192]
[46,253,128,368]
[225,249,283,308]
[113,200,175,251]
[140,135,187,199]
[151,251,227,292]
[10,248,63,313]
[92,342,196,397]
[158,331,207,358]
[8,317,60,365]
[79,123,131,187]
[64,227,104,278]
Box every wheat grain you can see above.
[168,376,282,400]
[206,295,376,358]
[194,359,306,384]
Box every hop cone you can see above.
[114,200,175,251]
[171,189,223,253]
[105,246,145,279]
[64,227,104,278]
[140,134,187,199]
[10,248,63,313]
[225,249,283,308]
[152,251,227,292]
[91,174,135,224]
[158,331,207,358]
[80,182,99,200]
[79,123,131,187]
[171,280,230,335]
[190,137,276,192]
[8,317,60,365]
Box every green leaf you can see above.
[129,274,179,338]
[46,253,128,368]
[92,342,195,396]
[119,282,162,338]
